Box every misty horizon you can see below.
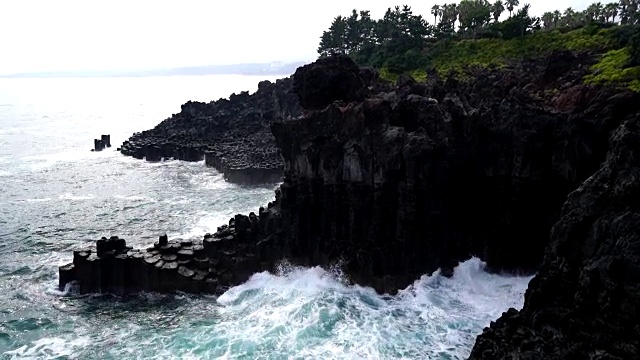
[0,0,609,76]
[0,60,310,78]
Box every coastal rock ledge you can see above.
[61,55,640,359]
[118,77,303,184]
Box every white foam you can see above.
[58,193,95,201]
[113,195,156,202]
[3,336,91,359]
[172,212,230,240]
[23,198,53,203]
[213,258,533,359]
[189,171,228,190]
[22,149,112,171]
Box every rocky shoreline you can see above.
[118,78,303,184]
[60,54,640,359]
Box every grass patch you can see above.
[428,28,614,76]
[583,48,640,91]
[378,68,398,83]
[374,25,640,90]
[409,68,427,82]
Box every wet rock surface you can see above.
[61,54,640,358]
[60,210,283,295]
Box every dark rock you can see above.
[101,134,111,148]
[118,73,302,184]
[177,249,194,260]
[58,263,75,290]
[96,237,127,257]
[162,254,178,262]
[293,54,365,110]
[158,234,168,247]
[61,55,640,358]
[94,139,105,152]
[469,117,640,360]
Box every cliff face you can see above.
[119,77,302,183]
[60,54,640,357]
[469,116,640,359]
[268,54,638,292]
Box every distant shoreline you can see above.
[0,61,309,79]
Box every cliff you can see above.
[118,77,303,184]
[60,54,640,358]
[469,117,640,359]
[468,103,640,359]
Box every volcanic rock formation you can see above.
[468,113,640,360]
[118,78,303,184]
[61,54,640,358]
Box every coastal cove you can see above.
[0,75,531,358]
[60,50,640,359]
[4,2,640,357]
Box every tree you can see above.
[345,10,361,53]
[443,3,459,29]
[604,2,618,22]
[318,16,348,56]
[542,12,555,29]
[553,10,562,27]
[585,2,604,22]
[562,7,576,27]
[491,3,538,38]
[504,0,520,17]
[491,0,505,22]
[619,0,640,25]
[432,5,441,25]
[457,0,492,37]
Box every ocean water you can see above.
[0,75,533,359]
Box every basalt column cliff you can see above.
[60,55,640,357]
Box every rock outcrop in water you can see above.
[118,78,303,183]
[61,54,640,358]
[92,134,111,152]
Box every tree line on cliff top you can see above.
[317,0,640,73]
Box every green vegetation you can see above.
[317,0,640,91]
[584,47,640,90]
[429,26,615,75]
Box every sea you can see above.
[0,75,533,359]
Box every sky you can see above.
[0,0,608,75]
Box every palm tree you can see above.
[628,0,640,25]
[553,10,561,27]
[441,3,459,29]
[492,0,505,22]
[504,0,520,17]
[620,0,631,24]
[585,3,603,22]
[431,4,441,25]
[602,2,617,22]
[541,12,554,29]
[596,2,606,22]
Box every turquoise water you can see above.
[0,76,532,359]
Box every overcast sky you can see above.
[0,0,610,75]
